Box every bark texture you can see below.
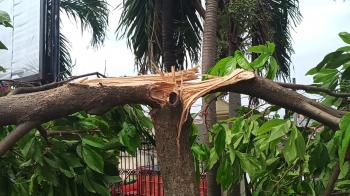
[151,94,199,196]
[201,0,221,195]
[162,0,177,71]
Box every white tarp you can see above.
[0,0,41,80]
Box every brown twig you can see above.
[10,72,106,95]
[277,82,350,98]
[0,121,41,156]
[324,145,350,196]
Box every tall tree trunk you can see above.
[151,94,199,196]
[162,0,177,72]
[227,5,244,195]
[201,0,221,195]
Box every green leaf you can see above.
[0,10,12,28]
[313,68,338,85]
[250,54,269,69]
[103,175,122,184]
[339,32,350,45]
[119,122,140,154]
[0,41,7,50]
[267,42,276,55]
[339,113,350,166]
[325,53,350,69]
[284,127,305,164]
[0,66,5,72]
[309,143,330,174]
[216,157,233,190]
[208,148,219,170]
[256,119,287,135]
[236,152,259,177]
[209,57,236,76]
[234,51,251,70]
[266,57,279,80]
[214,126,226,155]
[191,143,209,161]
[336,46,350,52]
[268,121,291,142]
[248,44,268,54]
[82,171,96,193]
[82,136,106,148]
[82,145,104,173]
[314,51,343,71]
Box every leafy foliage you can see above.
[193,37,350,195]
[217,0,301,79]
[0,105,152,195]
[0,10,12,72]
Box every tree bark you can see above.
[162,0,177,71]
[151,93,199,196]
[201,0,221,195]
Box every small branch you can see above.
[277,83,350,98]
[47,129,99,136]
[10,72,106,95]
[192,0,205,18]
[0,121,41,156]
[324,163,340,196]
[37,126,48,141]
[324,145,350,196]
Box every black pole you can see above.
[51,0,60,82]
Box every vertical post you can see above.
[51,0,60,81]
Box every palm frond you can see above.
[60,0,109,47]
[59,32,73,80]
[117,0,202,73]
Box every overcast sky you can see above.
[63,0,350,84]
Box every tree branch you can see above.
[277,82,350,98]
[217,77,341,130]
[10,72,106,95]
[0,121,41,156]
[324,145,350,196]
[0,70,345,155]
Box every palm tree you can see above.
[58,0,109,79]
[116,0,203,73]
[220,0,301,78]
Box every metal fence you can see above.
[113,141,207,196]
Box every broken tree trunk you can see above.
[151,92,198,196]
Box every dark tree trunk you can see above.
[201,0,221,195]
[162,0,177,72]
[151,94,199,196]
[228,10,242,196]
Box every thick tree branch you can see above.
[0,121,41,155]
[278,82,350,98]
[217,77,341,130]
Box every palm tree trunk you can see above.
[162,0,177,72]
[201,0,221,195]
[228,9,242,196]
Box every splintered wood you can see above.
[74,68,255,145]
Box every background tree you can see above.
[59,0,109,79]
[117,0,203,73]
